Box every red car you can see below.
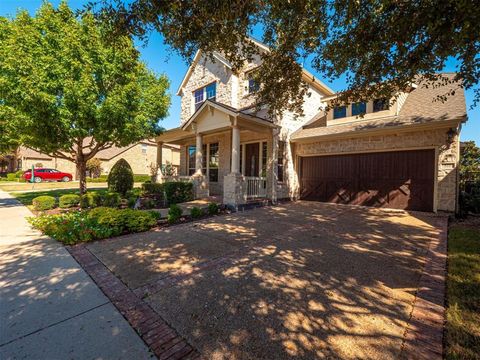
[22,168,73,183]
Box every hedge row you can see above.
[141,181,193,205]
[31,191,122,211]
[86,174,151,183]
[28,207,160,244]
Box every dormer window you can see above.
[193,82,216,111]
[352,102,366,116]
[333,106,347,119]
[373,98,389,112]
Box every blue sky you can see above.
[1,0,478,143]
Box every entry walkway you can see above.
[0,190,153,359]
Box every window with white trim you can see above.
[193,82,216,111]
[277,141,285,182]
[187,143,219,181]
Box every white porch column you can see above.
[231,125,240,174]
[156,141,164,183]
[270,128,279,204]
[195,133,203,174]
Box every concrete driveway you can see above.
[86,201,447,360]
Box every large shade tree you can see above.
[0,2,170,193]
[94,0,479,115]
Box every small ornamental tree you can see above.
[107,158,134,195]
[86,158,102,178]
[0,2,170,194]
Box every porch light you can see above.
[446,128,458,144]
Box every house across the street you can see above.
[7,140,180,177]
[157,38,467,213]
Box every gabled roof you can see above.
[181,99,275,131]
[176,51,232,96]
[291,73,467,141]
[176,38,335,96]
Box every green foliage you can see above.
[15,170,23,178]
[0,2,170,194]
[32,195,56,211]
[207,202,219,215]
[6,173,16,181]
[59,194,80,208]
[86,158,102,178]
[141,182,164,195]
[80,191,103,209]
[446,225,480,359]
[190,206,203,218]
[28,207,159,244]
[167,204,182,224]
[460,141,480,186]
[107,159,134,195]
[97,0,480,113]
[163,182,194,204]
[103,192,121,207]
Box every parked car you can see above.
[22,168,73,183]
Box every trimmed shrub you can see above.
[32,195,56,211]
[167,204,183,224]
[59,194,80,208]
[28,207,158,245]
[107,159,134,195]
[190,207,203,218]
[6,173,16,181]
[15,170,24,178]
[127,197,138,209]
[80,192,103,209]
[207,202,219,215]
[126,188,142,198]
[141,182,164,196]
[103,192,121,207]
[163,182,194,204]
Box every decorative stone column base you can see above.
[191,174,209,199]
[223,173,246,209]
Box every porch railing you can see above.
[245,176,267,199]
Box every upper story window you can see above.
[193,82,217,111]
[333,106,347,119]
[141,144,148,154]
[248,78,259,94]
[373,98,389,112]
[351,102,366,116]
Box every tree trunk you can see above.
[76,160,87,195]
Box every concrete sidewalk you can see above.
[0,190,153,359]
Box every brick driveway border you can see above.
[400,215,448,359]
[67,245,200,360]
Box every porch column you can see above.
[156,141,163,183]
[223,124,246,209]
[270,128,279,204]
[192,132,209,199]
[231,125,240,174]
[195,133,203,174]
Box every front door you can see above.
[245,143,259,177]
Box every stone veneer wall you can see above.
[180,56,233,124]
[294,127,460,212]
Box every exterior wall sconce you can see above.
[446,128,458,144]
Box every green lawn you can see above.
[446,223,480,360]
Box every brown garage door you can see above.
[299,149,435,211]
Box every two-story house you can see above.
[157,39,466,212]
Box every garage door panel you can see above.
[299,149,435,211]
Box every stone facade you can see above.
[294,128,459,212]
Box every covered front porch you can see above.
[156,100,281,207]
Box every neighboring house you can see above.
[8,140,180,177]
[157,39,467,212]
